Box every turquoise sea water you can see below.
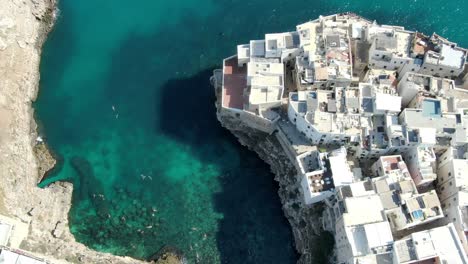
[35,0,468,263]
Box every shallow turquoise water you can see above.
[36,0,468,263]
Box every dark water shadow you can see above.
[158,69,298,263]
[80,10,299,260]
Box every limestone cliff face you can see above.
[0,1,158,263]
[213,77,328,264]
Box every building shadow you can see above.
[158,69,298,263]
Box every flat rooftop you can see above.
[222,56,246,110]
[439,44,466,69]
[401,108,459,134]
[346,221,393,257]
[343,194,385,226]
[386,191,442,231]
[394,224,468,264]
[374,30,412,56]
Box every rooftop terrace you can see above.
[386,191,442,232]
[222,56,246,110]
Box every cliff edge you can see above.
[212,72,332,264]
[0,0,154,263]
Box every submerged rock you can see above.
[149,246,186,264]
[33,141,57,183]
[70,156,107,202]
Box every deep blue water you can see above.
[35,0,468,263]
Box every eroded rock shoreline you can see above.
[213,75,330,264]
[1,0,183,263]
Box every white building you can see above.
[295,15,354,89]
[370,155,409,178]
[237,44,250,66]
[287,90,364,146]
[436,146,468,254]
[404,145,437,187]
[334,194,394,264]
[368,156,443,234]
[264,32,301,62]
[299,147,355,205]
[366,28,468,80]
[385,190,443,233]
[298,150,334,204]
[397,72,454,107]
[0,222,12,247]
[392,223,468,264]
[246,60,285,112]
[418,34,467,79]
[367,26,414,72]
[0,248,47,264]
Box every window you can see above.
[411,68,415,71]
[450,70,454,73]
[439,68,443,70]
[383,66,387,69]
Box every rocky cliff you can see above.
[213,77,333,263]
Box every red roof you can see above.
[222,57,246,110]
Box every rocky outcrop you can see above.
[33,141,56,182]
[214,83,330,263]
[149,246,187,264]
